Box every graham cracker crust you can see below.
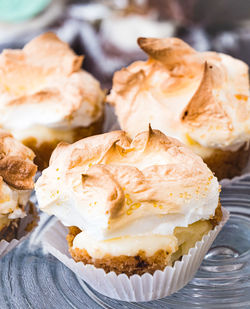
[204,143,250,180]
[0,202,38,242]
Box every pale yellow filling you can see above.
[185,133,215,159]
[11,125,75,146]
[73,219,212,259]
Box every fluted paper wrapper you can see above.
[0,202,38,259]
[42,208,229,302]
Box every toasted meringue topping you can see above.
[0,130,36,190]
[0,32,104,136]
[108,37,250,151]
[36,128,219,241]
[0,130,36,224]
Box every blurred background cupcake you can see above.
[0,32,105,170]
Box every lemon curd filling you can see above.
[11,125,75,146]
[72,218,213,259]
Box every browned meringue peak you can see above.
[108,37,250,150]
[137,37,203,71]
[0,130,37,190]
[181,62,232,130]
[0,32,83,91]
[109,37,204,100]
[49,127,187,171]
[44,128,214,223]
[49,130,131,170]
[181,60,250,146]
[23,32,83,75]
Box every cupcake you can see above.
[0,32,105,170]
[108,37,250,180]
[99,10,175,61]
[0,130,37,243]
[36,127,223,281]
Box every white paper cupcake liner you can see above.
[0,202,38,259]
[42,207,229,302]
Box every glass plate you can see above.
[1,174,250,309]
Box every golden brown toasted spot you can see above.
[0,156,37,190]
[0,130,37,189]
[181,62,231,131]
[137,37,196,65]
[235,94,248,101]
[82,165,125,219]
[203,143,250,180]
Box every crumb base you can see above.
[204,143,250,180]
[0,201,38,242]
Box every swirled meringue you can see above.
[0,32,104,143]
[35,128,219,241]
[0,131,37,229]
[108,37,250,152]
